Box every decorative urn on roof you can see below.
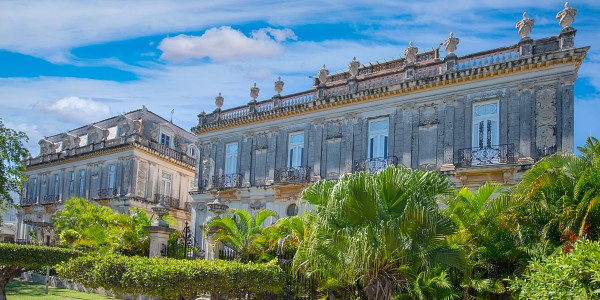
[444,32,460,55]
[404,41,419,64]
[516,12,535,39]
[215,93,224,109]
[348,57,360,78]
[317,64,330,85]
[556,2,577,29]
[250,83,259,102]
[274,76,284,96]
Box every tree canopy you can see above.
[0,119,29,220]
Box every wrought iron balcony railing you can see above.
[153,194,181,209]
[274,166,312,184]
[40,195,60,205]
[211,174,243,189]
[353,156,399,173]
[97,188,118,199]
[457,144,517,167]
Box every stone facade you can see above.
[189,21,588,248]
[16,107,197,244]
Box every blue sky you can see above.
[0,0,599,156]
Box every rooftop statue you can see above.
[404,41,419,64]
[274,76,284,95]
[318,64,330,85]
[250,83,259,101]
[348,57,361,78]
[444,32,460,55]
[516,12,535,39]
[556,2,577,28]
[215,92,224,109]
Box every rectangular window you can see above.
[368,118,389,159]
[68,171,75,196]
[117,126,125,137]
[53,174,60,196]
[288,132,304,168]
[160,172,173,196]
[108,165,117,189]
[472,100,499,148]
[78,170,86,197]
[225,143,238,175]
[160,133,171,147]
[31,178,38,200]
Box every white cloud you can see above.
[158,26,294,61]
[33,96,112,124]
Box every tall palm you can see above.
[207,208,278,262]
[294,165,462,300]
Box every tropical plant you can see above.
[510,240,600,299]
[294,165,461,300]
[207,208,278,262]
[53,198,153,255]
[443,182,525,298]
[57,253,284,300]
[513,136,600,246]
[0,243,81,300]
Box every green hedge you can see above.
[510,240,600,299]
[57,254,285,299]
[0,243,82,268]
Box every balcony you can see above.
[274,166,312,184]
[40,195,60,205]
[457,144,517,167]
[97,188,118,199]
[153,194,181,209]
[211,174,243,189]
[353,156,399,173]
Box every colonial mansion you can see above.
[17,4,588,249]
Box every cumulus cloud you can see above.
[158,26,295,62]
[33,96,112,124]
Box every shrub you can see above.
[0,243,82,299]
[57,254,285,299]
[510,240,600,299]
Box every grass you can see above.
[6,280,114,299]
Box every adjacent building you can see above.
[189,6,588,246]
[16,107,197,244]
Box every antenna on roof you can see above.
[170,109,174,123]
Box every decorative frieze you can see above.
[535,87,557,151]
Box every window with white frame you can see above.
[160,172,173,196]
[472,100,499,148]
[117,126,126,137]
[225,143,238,175]
[108,165,117,189]
[78,170,86,197]
[368,118,389,159]
[160,133,171,148]
[288,132,304,168]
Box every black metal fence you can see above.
[353,156,399,173]
[457,144,516,167]
[212,174,244,189]
[274,166,312,184]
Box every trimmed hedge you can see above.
[0,243,82,268]
[57,254,285,299]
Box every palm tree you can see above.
[207,208,278,262]
[294,165,462,300]
[444,182,524,298]
[514,137,600,246]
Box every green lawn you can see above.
[6,280,113,299]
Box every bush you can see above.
[510,240,600,299]
[57,254,285,299]
[0,243,82,298]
